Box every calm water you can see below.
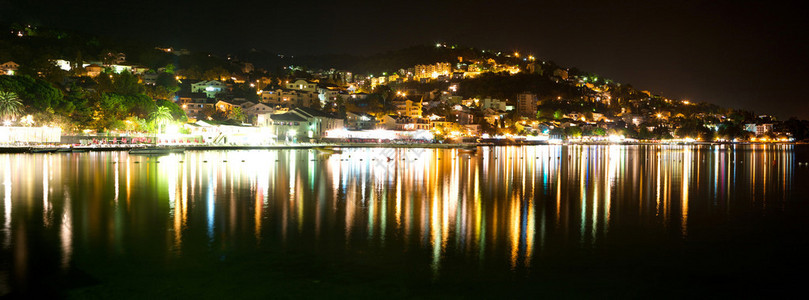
[1,145,809,298]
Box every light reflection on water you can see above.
[0,144,805,296]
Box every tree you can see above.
[716,122,749,141]
[92,93,127,131]
[0,75,65,111]
[0,91,24,122]
[149,106,174,134]
[549,127,566,139]
[155,72,179,92]
[112,71,144,95]
[163,63,176,74]
[203,67,230,81]
[553,109,563,120]
[228,107,246,123]
[565,126,582,138]
[155,99,186,121]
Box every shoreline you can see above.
[0,141,803,153]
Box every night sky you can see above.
[2,0,808,119]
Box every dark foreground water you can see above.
[1,145,809,298]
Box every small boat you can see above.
[71,148,90,153]
[129,147,185,155]
[56,147,73,153]
[31,147,59,153]
[314,147,343,154]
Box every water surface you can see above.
[1,145,808,297]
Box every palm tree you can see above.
[149,106,174,134]
[0,91,23,124]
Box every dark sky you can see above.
[3,0,808,119]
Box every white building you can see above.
[0,126,61,143]
[260,88,319,108]
[258,107,344,142]
[286,79,318,92]
[184,121,273,145]
[244,103,275,121]
[481,98,508,111]
[192,80,227,98]
[744,123,773,136]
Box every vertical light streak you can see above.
[395,169,402,228]
[525,190,535,268]
[43,157,51,227]
[430,193,441,278]
[126,156,131,208]
[656,152,662,216]
[60,190,72,270]
[169,159,181,252]
[580,148,586,244]
[681,146,691,237]
[3,157,11,249]
[207,161,216,244]
[510,196,519,269]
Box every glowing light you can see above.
[21,115,34,126]
[165,125,180,135]
[608,135,625,143]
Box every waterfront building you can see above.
[381,115,431,131]
[345,112,378,130]
[0,126,61,143]
[183,121,273,145]
[745,123,774,136]
[259,107,343,142]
